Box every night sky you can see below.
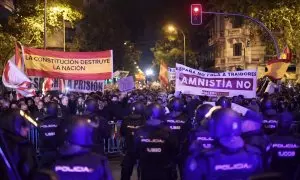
[122,0,210,70]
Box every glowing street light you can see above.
[166,24,186,65]
[145,69,154,76]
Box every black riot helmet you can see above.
[66,115,98,147]
[46,102,58,117]
[130,101,145,116]
[211,108,241,139]
[195,104,213,123]
[0,110,30,137]
[85,98,99,113]
[147,103,165,120]
[260,98,275,112]
[278,111,294,130]
[216,96,231,108]
[169,98,184,112]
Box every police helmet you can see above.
[278,111,294,129]
[169,98,184,112]
[195,104,213,123]
[0,110,29,136]
[147,103,165,120]
[46,102,58,116]
[66,115,98,146]
[85,98,98,113]
[260,98,274,112]
[216,96,231,108]
[211,108,241,139]
[130,101,145,115]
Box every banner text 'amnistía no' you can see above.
[175,63,257,98]
[24,47,113,80]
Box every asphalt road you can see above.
[109,156,138,180]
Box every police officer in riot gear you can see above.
[131,103,178,180]
[186,104,215,154]
[164,98,191,178]
[241,110,272,170]
[185,108,263,180]
[53,115,113,180]
[261,98,279,135]
[120,101,146,180]
[269,112,300,180]
[0,110,37,179]
[39,102,61,168]
[84,98,110,155]
[216,96,231,108]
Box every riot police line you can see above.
[0,85,300,179]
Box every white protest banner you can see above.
[118,76,135,92]
[29,77,104,93]
[175,63,257,98]
[231,103,249,116]
[65,79,104,93]
[168,67,176,81]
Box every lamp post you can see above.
[167,25,186,66]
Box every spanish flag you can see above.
[159,61,168,86]
[265,46,292,80]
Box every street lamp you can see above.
[145,69,154,76]
[167,24,186,66]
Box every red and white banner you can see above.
[2,56,35,97]
[23,47,113,80]
[175,63,257,98]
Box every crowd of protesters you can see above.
[0,81,300,179]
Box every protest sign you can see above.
[168,67,176,81]
[29,77,104,93]
[175,63,257,98]
[24,47,113,80]
[118,76,135,92]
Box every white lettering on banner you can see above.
[147,148,162,153]
[141,139,165,143]
[29,76,104,93]
[55,166,94,173]
[175,63,257,98]
[272,144,299,149]
[215,163,253,171]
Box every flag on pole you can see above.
[42,78,54,94]
[265,46,292,80]
[159,61,168,86]
[2,56,35,97]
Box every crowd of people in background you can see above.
[0,81,300,179]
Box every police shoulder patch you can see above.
[245,144,262,155]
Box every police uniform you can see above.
[131,103,178,180]
[52,115,113,180]
[185,108,263,180]
[269,112,300,180]
[185,144,263,180]
[120,102,146,180]
[262,109,279,135]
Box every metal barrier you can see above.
[27,121,125,155]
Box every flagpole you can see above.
[44,0,47,49]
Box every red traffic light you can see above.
[193,7,199,13]
[191,4,202,25]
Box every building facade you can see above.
[207,16,266,77]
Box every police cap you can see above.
[147,103,165,119]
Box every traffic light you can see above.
[191,4,202,25]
